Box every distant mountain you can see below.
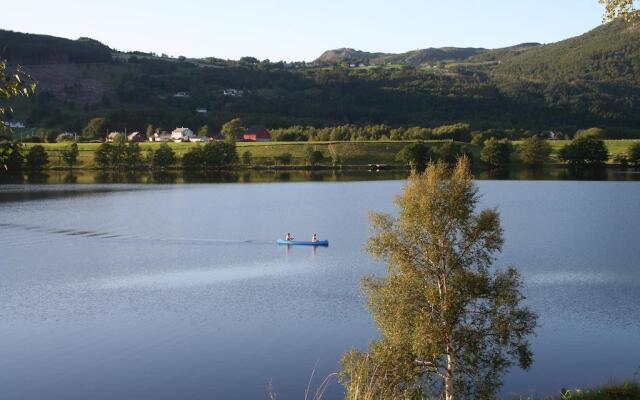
[313,48,388,65]
[0,30,112,65]
[313,44,542,66]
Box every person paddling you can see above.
[285,232,294,241]
[311,233,318,242]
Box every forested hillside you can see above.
[0,30,112,64]
[1,20,639,135]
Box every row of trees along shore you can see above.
[2,135,640,174]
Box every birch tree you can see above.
[340,158,537,400]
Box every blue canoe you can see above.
[277,239,329,247]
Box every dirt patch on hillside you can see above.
[23,63,114,105]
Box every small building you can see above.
[189,136,209,143]
[150,131,172,142]
[173,91,190,98]
[107,131,124,142]
[127,131,146,142]
[3,121,26,129]
[196,108,208,114]
[240,126,271,142]
[223,89,243,97]
[171,127,195,142]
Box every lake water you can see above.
[1,177,639,399]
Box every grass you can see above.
[544,381,640,400]
[22,140,456,169]
[19,139,640,169]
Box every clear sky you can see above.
[3,0,604,61]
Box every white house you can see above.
[150,131,172,142]
[171,127,195,142]
[196,108,208,114]
[223,89,243,97]
[3,121,26,129]
[173,91,190,98]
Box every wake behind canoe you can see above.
[277,239,329,246]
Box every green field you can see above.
[20,139,640,169]
[512,139,640,163]
[23,140,457,169]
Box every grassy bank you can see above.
[19,139,640,170]
[22,140,460,169]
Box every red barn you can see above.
[240,126,271,142]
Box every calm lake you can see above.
[1,174,639,399]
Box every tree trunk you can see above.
[445,343,455,400]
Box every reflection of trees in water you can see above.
[26,173,50,184]
[275,172,290,182]
[182,171,239,184]
[0,173,25,184]
[63,173,77,184]
[151,172,178,184]
[307,172,325,182]
[557,167,608,181]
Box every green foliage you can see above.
[432,123,471,141]
[0,30,111,65]
[0,141,24,173]
[575,127,605,139]
[197,125,209,137]
[181,141,238,170]
[626,142,640,167]
[431,142,472,165]
[145,124,154,137]
[518,136,552,166]
[25,145,49,170]
[480,137,512,167]
[340,159,537,400]
[242,150,252,165]
[305,146,324,166]
[554,381,640,400]
[600,0,639,22]
[0,60,36,122]
[152,143,177,169]
[82,117,107,138]
[181,146,205,170]
[558,137,609,167]
[124,143,143,169]
[61,143,79,168]
[94,142,112,169]
[274,152,293,165]
[395,142,431,170]
[221,118,244,143]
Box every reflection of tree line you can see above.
[4,166,640,185]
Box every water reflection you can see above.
[2,167,640,185]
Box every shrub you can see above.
[25,145,49,170]
[558,137,609,167]
[242,150,252,165]
[94,142,112,169]
[480,137,512,167]
[627,142,640,167]
[152,143,177,169]
[396,143,430,170]
[518,136,552,166]
[275,152,293,165]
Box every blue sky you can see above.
[4,0,604,61]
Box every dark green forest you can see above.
[1,20,639,135]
